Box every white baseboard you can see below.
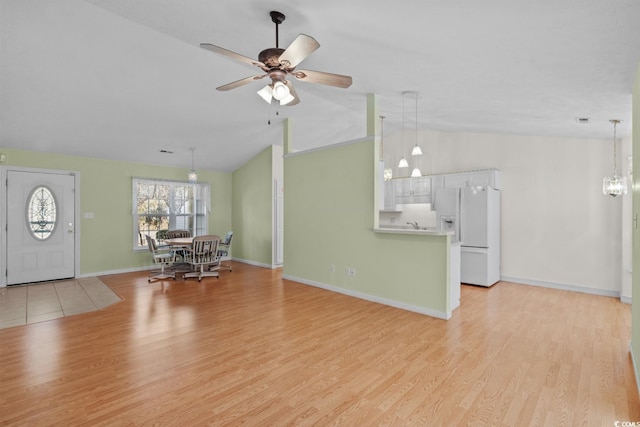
[232,258,280,269]
[282,274,450,320]
[501,276,620,298]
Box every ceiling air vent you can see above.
[575,117,591,124]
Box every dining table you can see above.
[164,237,193,247]
[162,237,194,276]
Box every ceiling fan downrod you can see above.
[270,11,285,48]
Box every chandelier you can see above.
[602,119,627,197]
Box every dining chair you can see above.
[217,231,233,272]
[166,229,191,238]
[183,235,221,282]
[145,235,176,282]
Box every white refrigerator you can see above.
[460,187,500,286]
[434,186,500,287]
[433,188,460,242]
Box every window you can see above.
[27,185,57,240]
[132,178,209,249]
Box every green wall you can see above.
[632,63,640,391]
[0,148,232,275]
[231,146,274,266]
[283,138,450,317]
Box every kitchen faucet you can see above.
[407,221,419,229]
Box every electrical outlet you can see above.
[329,264,335,273]
[345,267,356,277]
[351,268,356,277]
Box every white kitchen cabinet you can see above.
[395,177,431,204]
[431,175,445,191]
[443,174,468,188]
[382,180,398,211]
[443,169,501,190]
[390,170,499,206]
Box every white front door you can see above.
[6,170,76,285]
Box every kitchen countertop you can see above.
[373,226,458,242]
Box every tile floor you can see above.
[0,277,121,329]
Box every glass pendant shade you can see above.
[411,144,423,156]
[398,157,409,168]
[278,93,295,105]
[272,81,290,100]
[411,167,422,177]
[603,175,627,197]
[257,85,273,103]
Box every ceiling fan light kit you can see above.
[200,10,352,106]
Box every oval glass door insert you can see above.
[27,186,57,240]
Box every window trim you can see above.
[132,177,210,250]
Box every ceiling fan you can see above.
[200,10,352,106]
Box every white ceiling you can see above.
[2,0,640,172]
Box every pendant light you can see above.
[398,92,409,169]
[602,119,627,197]
[188,147,198,183]
[381,115,393,181]
[410,91,422,177]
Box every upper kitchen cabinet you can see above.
[382,180,400,211]
[384,170,500,206]
[441,169,501,190]
[395,176,431,204]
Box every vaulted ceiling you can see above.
[2,0,640,172]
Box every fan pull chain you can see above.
[267,108,279,125]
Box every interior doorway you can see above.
[3,168,78,285]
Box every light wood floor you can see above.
[0,264,638,425]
